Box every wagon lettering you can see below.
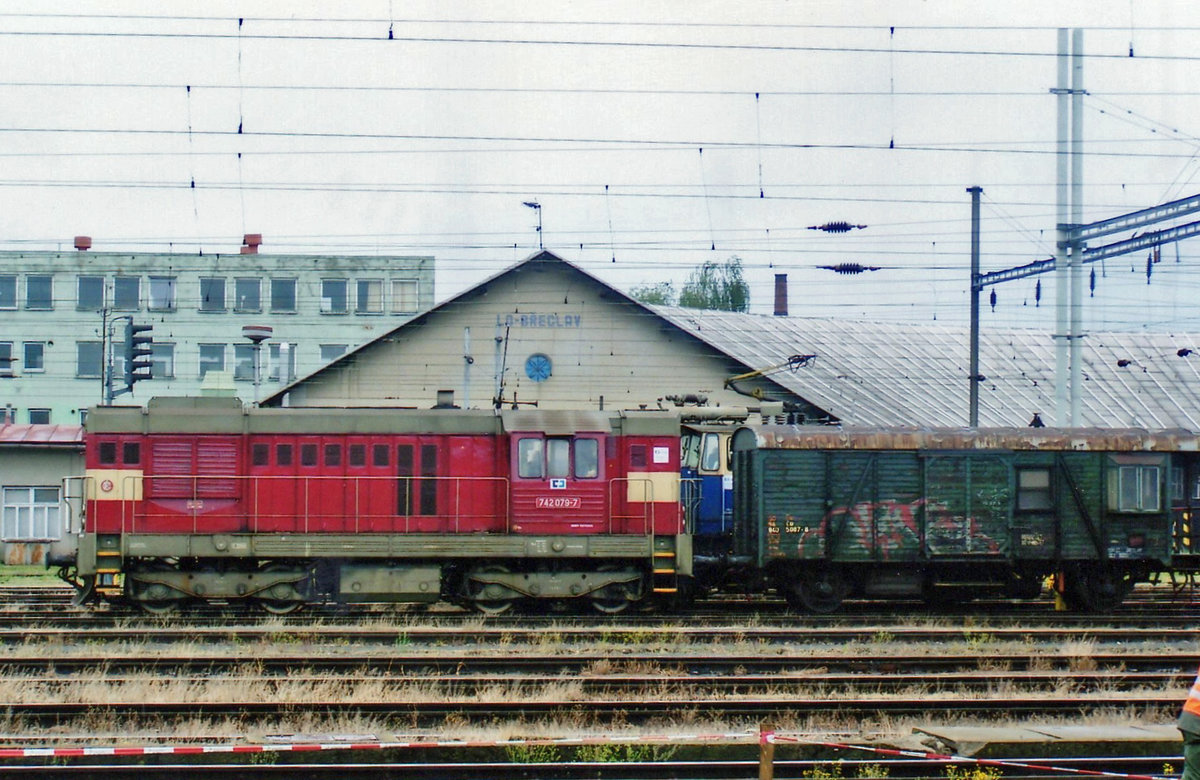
[535,496,581,509]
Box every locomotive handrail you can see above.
[122,473,511,535]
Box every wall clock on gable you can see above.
[525,353,552,382]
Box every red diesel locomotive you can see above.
[65,397,687,613]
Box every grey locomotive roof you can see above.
[654,306,1200,430]
[733,425,1199,452]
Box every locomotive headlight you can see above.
[1127,533,1146,548]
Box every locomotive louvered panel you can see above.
[923,454,1011,558]
[149,440,195,498]
[196,439,240,498]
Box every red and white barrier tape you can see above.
[770,732,1170,780]
[0,729,1176,778]
[0,730,756,759]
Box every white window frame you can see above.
[22,342,45,373]
[356,279,383,314]
[2,486,62,542]
[391,279,418,313]
[148,276,176,312]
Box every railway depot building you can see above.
[267,250,1200,431]
[0,239,434,424]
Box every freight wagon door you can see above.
[509,434,607,534]
[921,453,1011,559]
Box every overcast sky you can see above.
[4,1,1200,334]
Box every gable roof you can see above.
[655,306,1200,428]
[265,250,1200,429]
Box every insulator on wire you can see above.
[989,289,997,312]
[1034,279,1041,307]
[1089,267,1096,297]
[817,263,881,275]
[807,222,867,233]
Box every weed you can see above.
[944,765,1001,780]
[504,742,561,763]
[870,630,894,644]
[963,631,995,652]
[575,742,678,762]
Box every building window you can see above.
[233,343,256,381]
[26,275,52,310]
[76,342,103,378]
[114,276,140,310]
[28,408,50,424]
[2,486,62,542]
[356,279,383,314]
[0,275,15,309]
[22,342,44,373]
[77,276,104,310]
[270,278,296,312]
[234,277,261,312]
[320,344,347,363]
[321,279,348,314]
[148,276,176,311]
[199,277,225,312]
[150,343,175,379]
[391,279,418,313]
[0,342,13,377]
[267,343,296,383]
[198,344,225,378]
[1117,465,1161,512]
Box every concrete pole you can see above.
[1069,27,1085,426]
[1054,28,1070,426]
[968,186,983,427]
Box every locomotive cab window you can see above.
[1016,468,1053,511]
[517,437,600,480]
[98,441,117,465]
[700,433,722,473]
[122,442,140,465]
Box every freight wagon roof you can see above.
[733,425,1200,452]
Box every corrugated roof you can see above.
[0,424,83,446]
[654,306,1200,429]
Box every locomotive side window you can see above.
[372,444,388,467]
[324,444,341,467]
[98,441,117,465]
[547,439,570,479]
[630,444,647,469]
[397,444,413,514]
[276,444,293,466]
[1117,465,1161,512]
[1016,468,1053,511]
[574,439,599,479]
[419,445,437,516]
[300,444,318,467]
[1170,467,1185,502]
[1193,474,1200,501]
[122,442,140,465]
[251,443,269,467]
[349,444,366,467]
[518,438,544,479]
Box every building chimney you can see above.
[74,236,92,251]
[241,233,262,254]
[773,273,788,316]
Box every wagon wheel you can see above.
[1062,562,1133,612]
[590,566,643,615]
[467,564,517,615]
[783,568,848,614]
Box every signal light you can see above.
[124,322,154,387]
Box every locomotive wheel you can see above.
[589,566,642,615]
[255,563,306,615]
[132,580,184,615]
[783,568,848,613]
[258,599,302,615]
[1062,563,1133,612]
[467,565,517,615]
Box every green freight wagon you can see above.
[730,426,1181,612]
